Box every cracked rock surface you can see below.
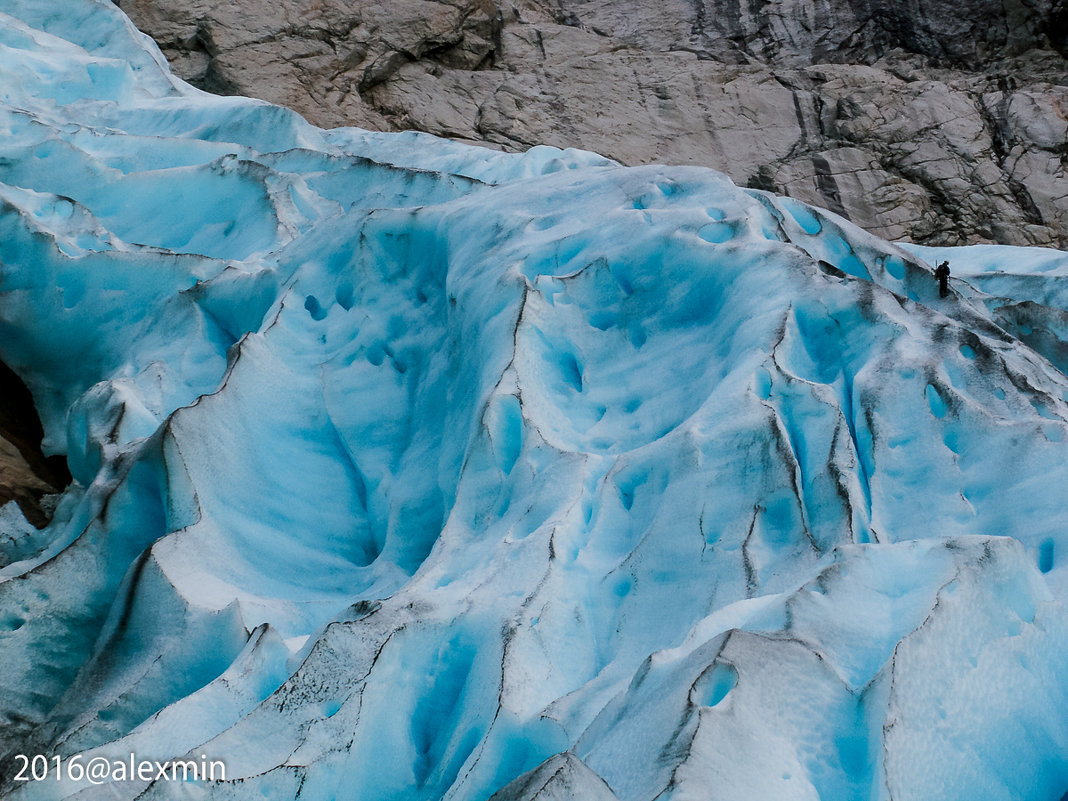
[119,0,1068,247]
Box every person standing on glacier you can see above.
[935,260,950,298]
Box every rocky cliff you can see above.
[117,0,1068,247]
[0,360,69,534]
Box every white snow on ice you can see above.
[1,2,1068,800]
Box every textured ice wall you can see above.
[3,2,1068,800]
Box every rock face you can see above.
[117,0,1068,247]
[0,361,69,533]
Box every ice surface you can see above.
[2,2,1068,800]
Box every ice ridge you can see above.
[2,2,1068,800]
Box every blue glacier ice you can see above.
[3,1,1068,800]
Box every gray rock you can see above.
[0,361,69,533]
[116,0,1068,246]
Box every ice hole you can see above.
[0,614,26,631]
[488,394,523,474]
[304,294,327,321]
[781,197,822,235]
[335,282,354,310]
[942,428,960,454]
[589,311,616,331]
[883,256,906,280]
[698,221,734,244]
[695,660,738,707]
[1031,399,1058,420]
[1039,539,1055,574]
[615,467,648,511]
[611,262,634,296]
[366,342,387,366]
[558,351,584,392]
[925,383,948,418]
[754,367,772,399]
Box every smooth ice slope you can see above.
[2,2,1068,800]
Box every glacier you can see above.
[2,1,1068,800]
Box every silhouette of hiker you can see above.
[935,260,950,298]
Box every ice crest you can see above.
[2,2,1068,800]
